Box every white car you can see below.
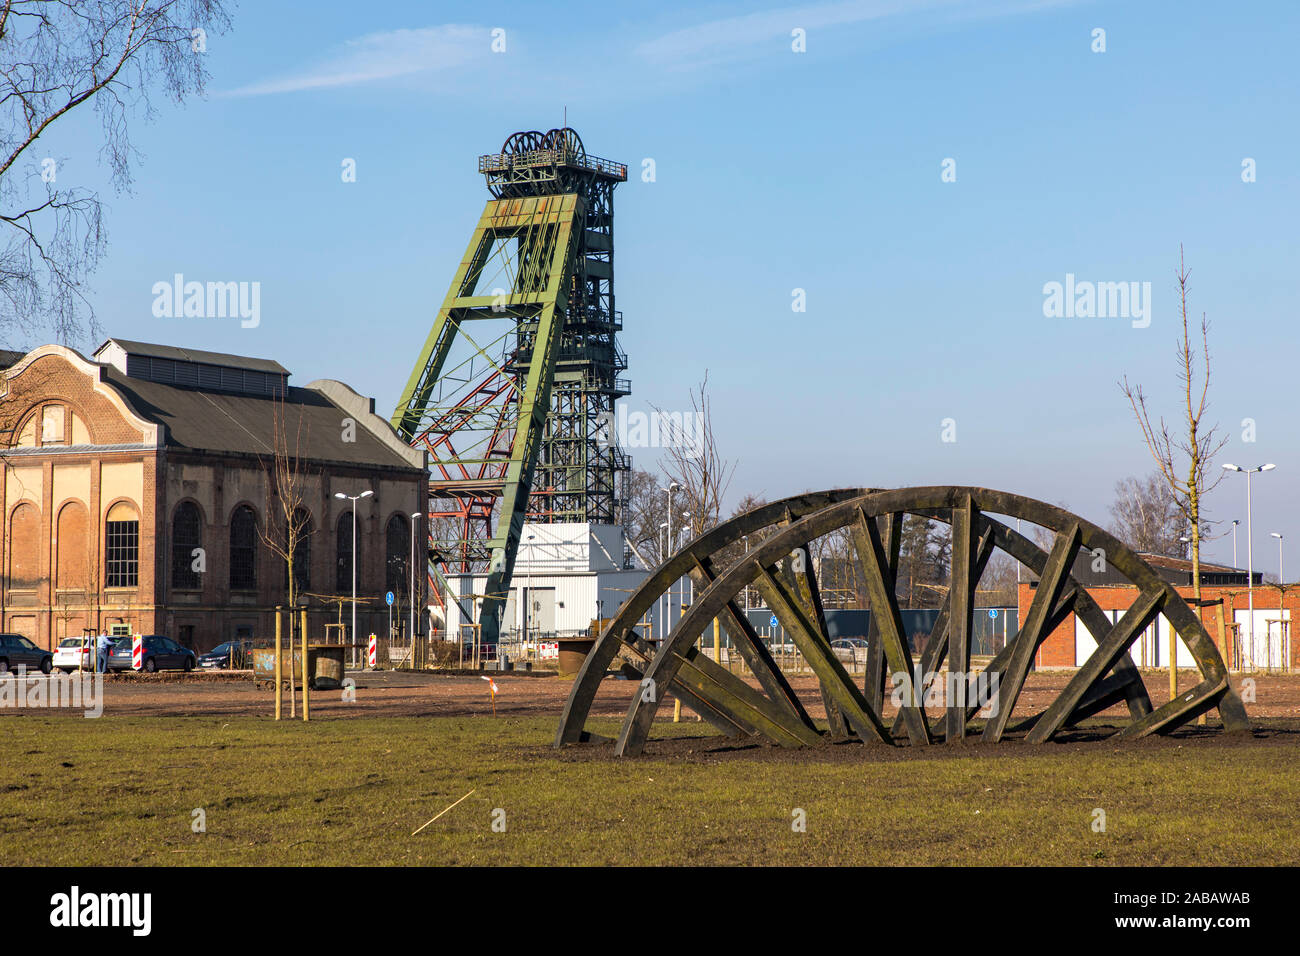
[53,637,108,673]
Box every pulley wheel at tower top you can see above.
[543,127,585,160]
[501,130,546,157]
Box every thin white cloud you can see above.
[637,0,1082,67]
[224,25,485,96]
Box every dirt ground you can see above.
[12,666,1299,727]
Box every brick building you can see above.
[1,339,427,652]
[1026,552,1297,672]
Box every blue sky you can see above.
[27,0,1300,569]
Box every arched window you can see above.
[172,502,202,590]
[7,503,41,590]
[105,501,140,588]
[336,512,358,592]
[285,508,312,594]
[230,506,258,591]
[386,515,409,595]
[56,501,89,591]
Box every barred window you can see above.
[105,501,139,588]
[172,502,202,589]
[284,508,312,593]
[336,512,356,592]
[386,515,409,596]
[230,506,258,591]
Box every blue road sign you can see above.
[386,591,395,606]
[988,608,999,619]
[769,614,778,629]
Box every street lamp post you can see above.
[334,489,373,665]
[680,512,692,632]
[1231,519,1240,569]
[524,533,536,655]
[1222,463,1275,668]
[658,521,669,642]
[665,482,678,635]
[1271,532,1284,585]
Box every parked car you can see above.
[53,637,109,673]
[831,637,869,664]
[0,633,54,674]
[198,640,254,670]
[107,635,196,673]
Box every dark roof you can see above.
[1139,553,1238,574]
[1069,548,1256,588]
[94,338,289,376]
[0,349,23,370]
[102,367,421,472]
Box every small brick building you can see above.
[1027,552,1298,671]
[1,339,427,652]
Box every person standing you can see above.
[94,633,112,674]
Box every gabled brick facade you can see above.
[2,344,427,652]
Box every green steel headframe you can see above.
[392,128,628,642]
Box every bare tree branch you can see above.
[0,1,233,350]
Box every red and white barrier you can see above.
[132,634,143,671]
[539,642,559,661]
[367,634,377,668]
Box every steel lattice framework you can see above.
[557,488,1251,753]
[391,128,628,641]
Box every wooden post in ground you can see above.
[274,606,283,720]
[302,631,311,722]
[1209,603,1232,726]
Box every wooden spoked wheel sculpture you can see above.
[556,487,1251,756]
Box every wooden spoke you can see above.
[694,556,816,729]
[850,508,930,746]
[1114,676,1230,738]
[616,653,749,739]
[945,496,979,741]
[1026,587,1164,743]
[863,512,903,713]
[785,543,849,737]
[672,648,824,748]
[753,562,893,744]
[982,524,1081,743]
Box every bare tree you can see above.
[896,514,950,609]
[656,372,736,540]
[0,1,233,349]
[1121,248,1228,702]
[1120,247,1227,610]
[257,392,315,717]
[622,468,669,565]
[1108,472,1188,557]
[976,552,1019,608]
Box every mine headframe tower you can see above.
[391,128,629,643]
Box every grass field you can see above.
[3,714,1298,866]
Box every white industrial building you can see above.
[441,523,661,643]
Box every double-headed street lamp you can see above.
[1222,463,1275,666]
[334,489,373,657]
